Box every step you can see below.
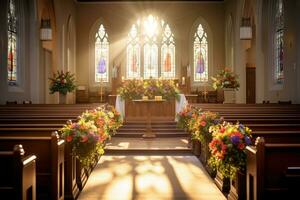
[105,148,193,155]
[118,128,184,132]
[115,132,188,138]
[124,121,177,126]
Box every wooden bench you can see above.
[0,144,36,200]
[0,126,95,199]
[0,132,64,200]
[246,137,300,200]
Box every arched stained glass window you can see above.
[274,0,284,84]
[95,24,109,82]
[194,24,208,82]
[161,23,175,79]
[126,15,175,79]
[7,0,17,85]
[127,24,141,79]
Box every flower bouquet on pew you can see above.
[98,104,123,134]
[176,104,195,132]
[189,111,222,144]
[208,122,252,179]
[61,119,105,167]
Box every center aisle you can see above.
[78,155,225,200]
[78,121,226,200]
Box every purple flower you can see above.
[245,136,251,145]
[239,124,245,130]
[231,135,240,145]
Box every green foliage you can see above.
[49,70,76,95]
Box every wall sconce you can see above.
[240,17,252,40]
[40,19,52,41]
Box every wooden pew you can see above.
[0,126,93,200]
[0,132,64,200]
[246,137,300,200]
[0,144,36,200]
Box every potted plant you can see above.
[211,68,240,103]
[208,122,252,195]
[49,70,76,104]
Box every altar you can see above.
[115,94,187,122]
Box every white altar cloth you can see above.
[115,94,188,121]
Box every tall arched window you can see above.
[193,24,208,82]
[161,23,175,78]
[126,15,175,79]
[274,0,284,84]
[7,0,17,85]
[95,24,109,82]
[127,24,141,79]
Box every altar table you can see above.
[115,94,188,121]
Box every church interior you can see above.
[1,0,300,199]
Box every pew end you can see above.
[0,144,37,200]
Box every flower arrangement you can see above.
[61,119,105,167]
[211,68,240,90]
[176,105,195,131]
[117,78,180,101]
[189,111,221,144]
[49,70,76,95]
[61,104,123,167]
[117,79,144,100]
[208,122,252,179]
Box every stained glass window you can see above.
[95,24,109,82]
[127,24,141,79]
[274,0,284,84]
[194,24,208,82]
[126,15,175,79]
[161,24,175,79]
[7,0,17,85]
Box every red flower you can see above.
[238,143,245,150]
[66,135,73,142]
[200,121,206,127]
[81,135,88,143]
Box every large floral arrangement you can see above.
[61,104,123,167]
[49,70,76,95]
[61,119,105,167]
[208,122,252,179]
[117,79,144,100]
[117,78,180,101]
[211,68,240,90]
[189,111,221,144]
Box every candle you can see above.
[121,76,125,82]
[182,77,185,85]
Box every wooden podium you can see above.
[125,99,175,122]
[125,99,176,138]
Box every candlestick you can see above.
[182,77,185,85]
[121,76,125,83]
